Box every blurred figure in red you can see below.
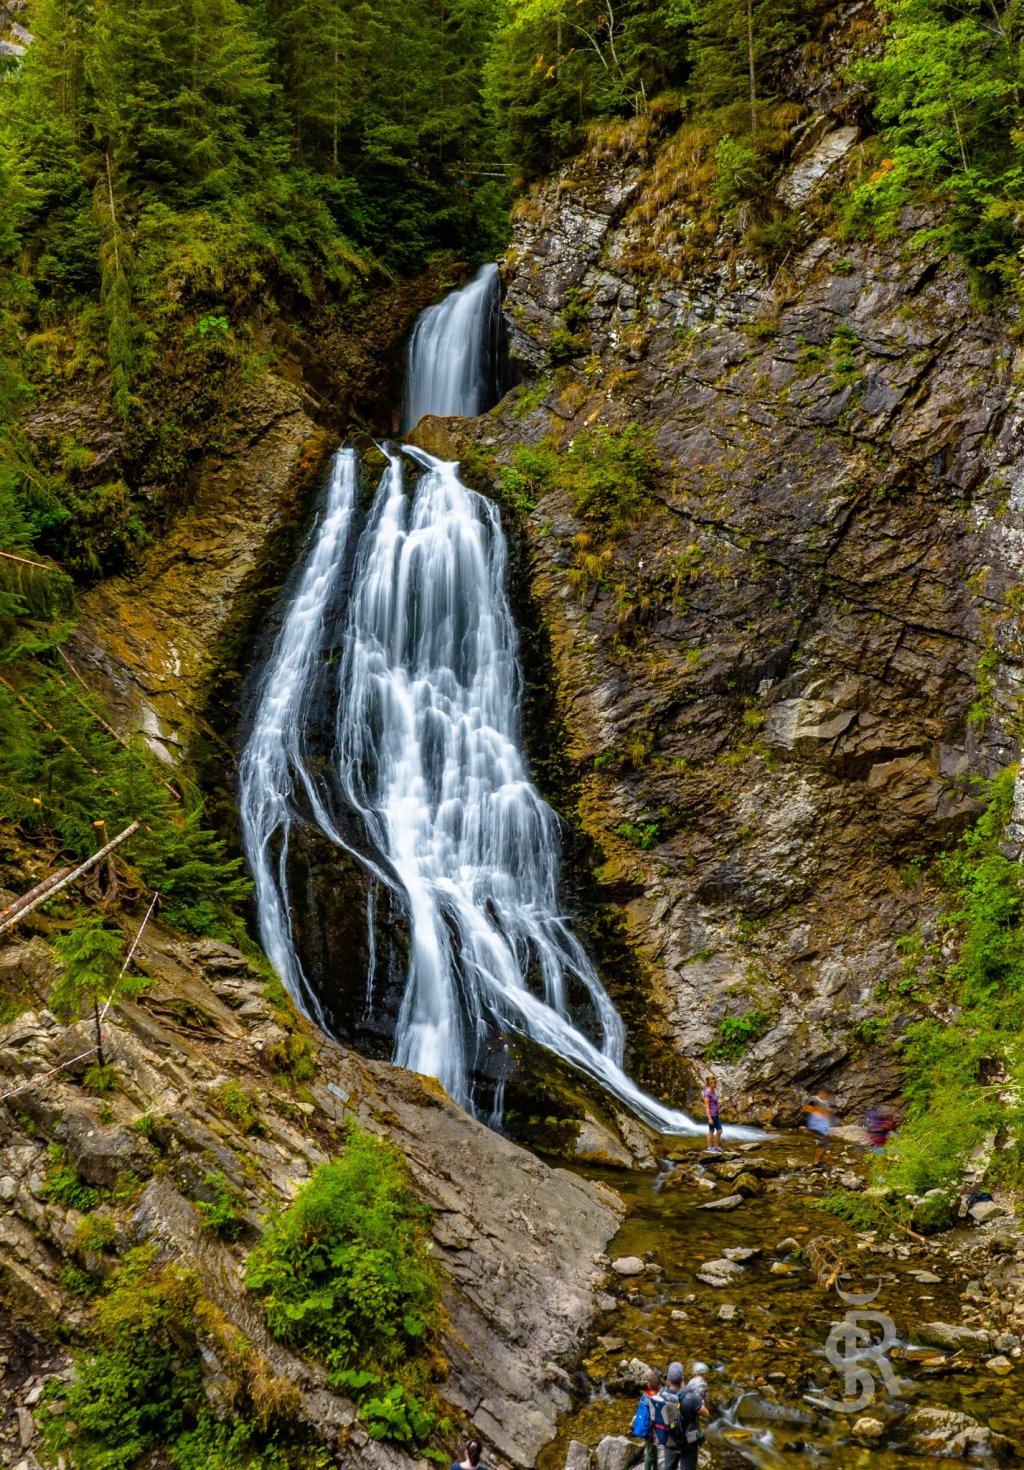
[865,1104,897,1152]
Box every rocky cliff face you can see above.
[0,921,621,1470]
[473,120,1024,1123]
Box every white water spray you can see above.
[240,271,751,1137]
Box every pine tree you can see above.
[51,914,140,1066]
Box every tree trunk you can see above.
[93,996,105,1068]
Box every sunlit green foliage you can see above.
[878,770,1024,1196]
[246,1126,446,1448]
[842,0,1024,280]
[45,1248,330,1470]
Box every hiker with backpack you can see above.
[654,1361,709,1470]
[631,1369,663,1470]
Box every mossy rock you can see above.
[910,1191,956,1236]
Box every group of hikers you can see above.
[632,1362,710,1470]
[450,1081,900,1470]
[703,1071,898,1164]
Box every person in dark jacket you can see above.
[451,1438,484,1470]
[656,1361,709,1470]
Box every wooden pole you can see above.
[0,821,140,936]
[0,867,75,927]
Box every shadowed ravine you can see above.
[238,268,735,1135]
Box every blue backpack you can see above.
[631,1394,653,1439]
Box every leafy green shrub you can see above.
[614,820,660,850]
[45,1249,324,1470]
[502,427,660,534]
[246,1126,445,1447]
[83,1062,120,1094]
[909,1191,955,1235]
[561,424,659,531]
[814,1189,884,1231]
[706,1006,770,1061]
[876,770,1024,1196]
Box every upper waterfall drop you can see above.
[239,269,738,1138]
[404,263,505,428]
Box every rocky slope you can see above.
[0,917,621,1470]
[460,118,1024,1125]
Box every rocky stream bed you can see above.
[544,1134,1023,1469]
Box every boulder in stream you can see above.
[611,1256,646,1277]
[914,1322,991,1355]
[696,1257,746,1286]
[905,1406,1011,1461]
[595,1437,642,1470]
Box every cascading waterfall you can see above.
[238,449,360,1028]
[403,263,505,429]
[240,268,739,1137]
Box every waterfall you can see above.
[237,449,359,1028]
[404,263,504,429]
[240,269,737,1138]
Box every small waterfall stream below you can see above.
[239,264,726,1134]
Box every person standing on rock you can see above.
[655,1360,709,1470]
[451,1438,485,1470]
[702,1074,723,1153]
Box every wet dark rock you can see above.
[905,1405,1012,1461]
[482,123,1024,1122]
[914,1322,991,1355]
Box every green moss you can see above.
[45,1248,326,1470]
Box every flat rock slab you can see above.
[698,1193,744,1211]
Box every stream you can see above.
[544,1132,1021,1468]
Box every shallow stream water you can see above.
[542,1132,1021,1468]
